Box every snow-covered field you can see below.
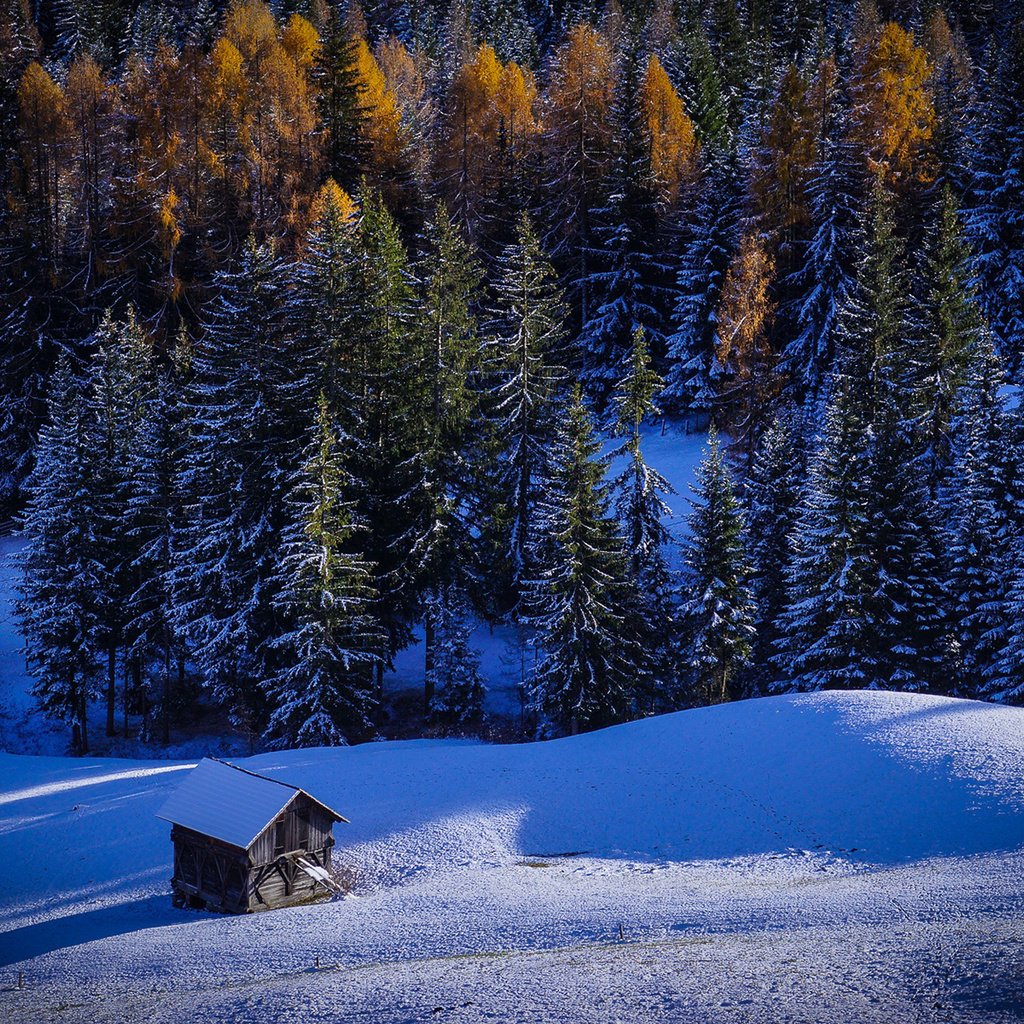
[2,691,1024,1022]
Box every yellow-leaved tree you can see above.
[640,54,698,207]
[17,62,67,265]
[544,22,617,321]
[851,20,936,188]
[715,232,780,459]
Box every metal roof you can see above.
[155,758,348,850]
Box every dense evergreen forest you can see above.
[4,0,1024,751]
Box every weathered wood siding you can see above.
[170,793,337,913]
[246,793,335,911]
[170,825,250,913]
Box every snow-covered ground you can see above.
[2,691,1024,1022]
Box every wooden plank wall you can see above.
[170,796,337,912]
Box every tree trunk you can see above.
[424,605,436,716]
[162,646,172,746]
[130,653,142,734]
[106,644,116,736]
[79,693,89,755]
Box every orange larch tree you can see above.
[749,64,817,271]
[543,22,617,325]
[639,53,698,208]
[714,231,780,458]
[16,62,68,267]
[850,20,936,190]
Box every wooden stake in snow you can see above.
[17,971,24,989]
[618,923,625,941]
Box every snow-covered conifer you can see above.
[610,328,676,690]
[88,308,154,736]
[745,411,805,695]
[525,384,645,734]
[479,211,568,617]
[661,160,740,426]
[17,355,101,753]
[773,373,875,692]
[677,427,755,704]
[175,237,297,737]
[266,395,385,748]
[427,585,487,732]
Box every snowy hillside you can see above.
[2,691,1024,1022]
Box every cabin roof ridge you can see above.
[156,757,348,851]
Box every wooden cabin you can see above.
[156,757,348,913]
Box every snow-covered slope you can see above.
[2,692,1024,1022]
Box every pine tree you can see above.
[677,427,755,704]
[479,212,569,616]
[579,42,674,407]
[417,205,484,709]
[913,186,985,490]
[88,308,154,738]
[290,179,360,422]
[774,372,876,692]
[525,384,643,735]
[266,395,384,748]
[786,66,863,404]
[677,20,732,155]
[745,412,805,695]
[610,328,675,694]
[864,367,948,693]
[966,25,1024,370]
[17,355,100,753]
[346,186,429,675]
[314,12,370,194]
[837,178,948,692]
[426,584,486,732]
[176,237,297,738]
[944,336,1011,698]
[661,159,740,426]
[127,329,191,745]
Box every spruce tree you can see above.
[17,355,100,753]
[314,13,370,195]
[289,180,360,424]
[966,25,1024,370]
[127,329,191,745]
[677,21,732,155]
[88,308,154,737]
[661,160,741,425]
[610,328,676,694]
[913,186,985,491]
[176,237,297,738]
[774,373,876,692]
[944,336,1011,698]
[786,72,863,405]
[677,427,755,704]
[266,395,384,748]
[579,42,673,408]
[417,206,484,709]
[347,186,430,677]
[525,384,644,735]
[479,212,568,617]
[426,584,487,732]
[745,412,805,695]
